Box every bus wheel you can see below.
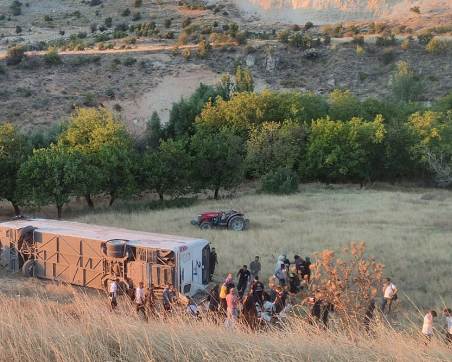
[22,259,36,277]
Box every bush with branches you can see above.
[310,242,385,327]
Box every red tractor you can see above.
[190,210,249,231]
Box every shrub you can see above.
[90,23,97,33]
[16,25,22,34]
[164,19,172,29]
[121,8,131,16]
[133,0,142,7]
[44,14,53,22]
[376,31,396,46]
[178,32,188,45]
[291,24,300,32]
[235,32,247,45]
[352,35,364,45]
[198,39,211,58]
[182,17,191,28]
[10,1,22,16]
[181,48,191,60]
[401,37,412,51]
[310,242,384,327]
[132,12,141,21]
[105,87,114,98]
[322,24,332,35]
[165,31,174,39]
[417,30,434,45]
[6,44,26,65]
[104,17,112,27]
[123,37,137,45]
[123,56,136,66]
[323,35,331,45]
[259,167,299,195]
[277,30,290,43]
[89,0,102,6]
[356,45,365,56]
[391,60,424,102]
[75,43,85,51]
[410,6,420,14]
[426,37,448,53]
[113,103,122,112]
[305,21,314,30]
[115,23,128,31]
[381,47,395,64]
[95,33,110,42]
[0,63,5,74]
[44,47,62,65]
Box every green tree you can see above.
[196,90,305,135]
[190,125,246,199]
[260,167,300,195]
[18,147,91,218]
[235,66,254,92]
[6,44,27,65]
[405,111,452,167]
[94,146,138,206]
[328,89,362,121]
[300,116,386,184]
[58,107,134,207]
[215,73,235,101]
[163,83,218,140]
[147,111,162,149]
[391,61,424,102]
[0,124,28,215]
[246,120,305,177]
[142,139,192,200]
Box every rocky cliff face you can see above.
[229,0,436,23]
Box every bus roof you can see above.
[0,218,208,250]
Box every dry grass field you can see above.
[1,184,452,361]
[74,184,452,310]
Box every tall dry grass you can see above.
[0,286,451,362]
[1,185,452,360]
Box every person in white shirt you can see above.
[422,310,437,344]
[444,308,452,344]
[109,279,119,311]
[135,282,146,318]
[381,278,398,314]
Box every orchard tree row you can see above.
[1,68,452,218]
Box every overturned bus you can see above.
[0,219,210,297]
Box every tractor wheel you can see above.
[200,222,213,230]
[228,216,246,231]
[22,259,36,277]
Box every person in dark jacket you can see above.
[162,283,173,312]
[207,284,220,312]
[209,247,218,281]
[145,283,156,318]
[364,298,376,333]
[250,276,265,307]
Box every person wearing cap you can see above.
[163,283,173,312]
[135,282,146,318]
[145,283,156,318]
[249,256,261,282]
[109,279,119,311]
[219,275,235,311]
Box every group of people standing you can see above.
[108,279,174,320]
